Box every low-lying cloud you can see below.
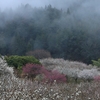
[0,0,87,11]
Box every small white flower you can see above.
[76,92,79,96]
[88,97,91,100]
[32,94,35,96]
[70,96,73,98]
[51,89,53,91]
[39,94,42,96]
[78,91,82,94]
[42,97,48,100]
[34,90,38,92]
[39,88,41,91]
[56,95,60,98]
[76,88,78,91]
[49,94,51,97]
[53,93,56,96]
[44,87,47,90]
[67,96,70,98]
[54,80,56,83]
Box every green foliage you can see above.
[92,59,100,67]
[17,66,23,73]
[5,55,41,69]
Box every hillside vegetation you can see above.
[0,4,100,64]
[0,56,100,100]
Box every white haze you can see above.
[0,0,100,28]
[0,0,100,17]
[0,0,74,10]
[0,0,100,32]
[0,0,99,11]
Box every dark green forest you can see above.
[0,4,100,64]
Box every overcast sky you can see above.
[0,0,83,11]
[0,0,100,14]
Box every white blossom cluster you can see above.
[0,56,15,78]
[0,75,64,99]
[40,58,100,80]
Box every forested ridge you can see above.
[0,4,100,64]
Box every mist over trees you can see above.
[0,3,100,64]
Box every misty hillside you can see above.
[0,2,100,64]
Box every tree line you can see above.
[0,4,100,64]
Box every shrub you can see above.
[43,70,67,83]
[5,55,41,69]
[94,75,100,81]
[92,59,100,67]
[26,49,51,59]
[22,63,67,83]
[22,63,43,79]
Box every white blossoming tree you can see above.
[0,56,15,78]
